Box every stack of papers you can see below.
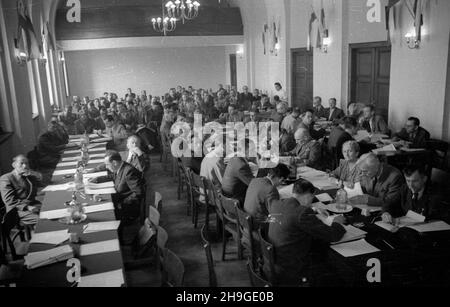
[79,240,120,256]
[83,171,108,180]
[372,144,397,155]
[53,169,77,176]
[78,270,124,287]
[84,202,115,214]
[40,208,69,220]
[344,182,364,199]
[30,230,70,245]
[62,153,105,162]
[331,239,380,258]
[83,221,121,234]
[354,130,370,142]
[375,210,425,232]
[87,143,107,150]
[64,147,105,155]
[331,225,367,245]
[24,245,74,269]
[84,181,115,190]
[408,221,450,233]
[84,186,117,195]
[42,182,76,192]
[297,167,339,190]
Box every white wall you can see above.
[65,46,227,99]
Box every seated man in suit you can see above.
[200,143,226,187]
[125,135,149,175]
[283,128,322,170]
[268,179,346,286]
[298,109,326,140]
[104,115,129,152]
[392,117,430,149]
[328,117,358,161]
[360,105,390,135]
[280,129,296,154]
[312,97,328,120]
[382,165,448,223]
[74,110,97,135]
[244,164,290,227]
[281,107,301,134]
[93,107,108,132]
[91,151,144,223]
[325,98,345,123]
[0,155,43,225]
[349,153,404,212]
[222,139,256,205]
[270,102,288,123]
[37,120,72,167]
[219,105,244,124]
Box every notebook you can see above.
[331,239,380,258]
[24,245,74,270]
[331,225,367,245]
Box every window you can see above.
[0,4,12,135]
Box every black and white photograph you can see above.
[1,0,450,294]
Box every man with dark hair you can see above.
[0,155,43,225]
[298,109,326,140]
[37,120,72,167]
[244,164,291,226]
[313,97,327,120]
[74,110,97,134]
[382,165,448,222]
[91,151,144,222]
[281,107,301,134]
[328,116,358,160]
[393,117,430,149]
[238,86,254,111]
[360,105,389,135]
[325,98,345,123]
[273,82,287,102]
[268,179,346,286]
[94,107,108,132]
[284,128,322,169]
[105,115,129,151]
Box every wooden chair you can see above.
[201,225,217,287]
[187,169,215,229]
[132,218,157,260]
[203,178,221,235]
[179,160,193,216]
[218,195,243,261]
[155,192,163,214]
[149,206,161,227]
[155,226,168,270]
[176,158,188,200]
[235,205,259,269]
[0,245,23,287]
[427,139,449,170]
[1,209,29,260]
[247,261,272,287]
[258,228,277,285]
[160,248,185,287]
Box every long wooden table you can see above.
[18,136,126,287]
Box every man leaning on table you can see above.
[392,117,430,149]
[382,165,448,223]
[283,128,322,170]
[348,153,404,212]
[0,155,43,225]
[89,151,144,223]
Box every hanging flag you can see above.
[307,10,317,51]
[14,1,42,61]
[413,0,424,42]
[385,0,401,42]
[46,22,56,51]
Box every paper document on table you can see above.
[345,182,364,199]
[352,204,382,215]
[40,208,69,220]
[64,147,105,155]
[298,169,327,179]
[84,202,115,214]
[24,245,74,270]
[372,144,397,155]
[42,182,76,192]
[79,239,120,256]
[78,269,124,287]
[375,210,425,232]
[85,181,115,190]
[354,130,370,142]
[87,143,107,150]
[62,153,105,162]
[331,225,367,245]
[83,171,108,180]
[85,187,117,195]
[308,177,339,190]
[278,184,293,199]
[316,193,333,203]
[30,230,69,245]
[91,137,112,143]
[408,221,450,233]
[83,221,121,234]
[401,148,426,153]
[331,239,380,257]
[53,169,77,176]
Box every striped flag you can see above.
[307,10,317,51]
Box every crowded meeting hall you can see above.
[1,0,450,290]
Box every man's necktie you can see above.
[412,193,421,214]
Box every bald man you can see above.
[284,128,322,169]
[0,155,43,225]
[349,153,404,212]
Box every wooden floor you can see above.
[124,154,251,287]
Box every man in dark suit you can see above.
[244,164,290,227]
[313,97,328,120]
[92,151,144,222]
[268,179,346,286]
[325,98,345,123]
[349,153,404,213]
[393,117,430,149]
[222,140,256,205]
[284,128,322,169]
[298,109,326,140]
[37,120,73,167]
[238,86,254,111]
[328,117,358,161]
[0,155,43,225]
[360,105,390,135]
[74,111,97,135]
[382,165,448,222]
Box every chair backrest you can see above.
[1,208,25,259]
[149,206,161,226]
[427,139,449,169]
[247,261,272,287]
[157,226,168,250]
[161,248,185,287]
[134,218,157,259]
[235,205,257,266]
[219,194,239,224]
[204,178,223,219]
[258,228,277,285]
[200,225,217,287]
[155,192,163,213]
[188,168,204,197]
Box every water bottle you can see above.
[74,167,84,190]
[80,144,89,167]
[81,131,90,147]
[335,182,348,211]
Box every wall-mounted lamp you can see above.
[321,29,330,53]
[59,51,65,62]
[236,46,244,59]
[274,43,281,51]
[405,31,420,49]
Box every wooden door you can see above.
[291,48,313,111]
[230,54,237,88]
[350,43,391,120]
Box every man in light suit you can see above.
[284,128,322,169]
[221,140,256,205]
[325,98,345,123]
[349,153,404,213]
[0,155,43,225]
[244,164,290,227]
[91,151,144,222]
[360,105,390,135]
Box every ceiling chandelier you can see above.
[165,0,200,24]
[151,0,177,36]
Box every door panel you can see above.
[230,54,237,88]
[292,48,313,111]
